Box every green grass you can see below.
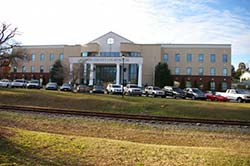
[0,111,250,165]
[0,88,250,122]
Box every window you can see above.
[50,53,54,61]
[186,54,192,62]
[130,52,141,57]
[186,67,192,75]
[221,82,227,91]
[22,65,26,72]
[40,53,45,61]
[163,53,168,62]
[31,66,35,72]
[13,66,17,73]
[59,53,64,61]
[23,55,28,62]
[223,68,228,76]
[129,64,137,83]
[81,52,88,57]
[40,66,44,73]
[185,81,192,88]
[31,54,36,61]
[175,54,180,62]
[198,53,204,62]
[210,54,216,62]
[175,67,180,75]
[198,67,203,75]
[49,65,53,72]
[100,52,120,57]
[222,54,228,63]
[210,82,216,90]
[210,67,216,76]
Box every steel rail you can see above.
[0,104,249,126]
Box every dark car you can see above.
[163,86,185,99]
[45,82,58,90]
[26,80,41,89]
[184,88,206,100]
[76,85,91,93]
[90,85,105,94]
[60,83,72,91]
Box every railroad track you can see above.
[0,104,250,127]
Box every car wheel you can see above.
[237,98,243,103]
[214,98,218,102]
[192,96,195,100]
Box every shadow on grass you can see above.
[0,129,59,166]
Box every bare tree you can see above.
[0,23,28,70]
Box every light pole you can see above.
[122,54,125,98]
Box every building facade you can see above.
[6,32,231,91]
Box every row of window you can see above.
[163,53,228,63]
[14,65,53,73]
[30,53,64,62]
[175,67,228,76]
[185,81,228,91]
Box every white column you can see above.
[83,64,87,84]
[138,64,142,87]
[116,63,120,84]
[69,63,73,75]
[69,63,73,83]
[89,63,94,86]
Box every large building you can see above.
[6,32,231,91]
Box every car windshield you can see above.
[62,83,71,86]
[173,87,183,92]
[235,89,247,94]
[129,85,139,88]
[48,83,57,86]
[153,87,161,90]
[94,86,103,89]
[112,85,121,88]
[1,79,9,82]
[16,80,25,82]
[30,80,39,83]
[193,89,203,94]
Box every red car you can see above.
[205,91,229,102]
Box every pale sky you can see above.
[1,0,250,67]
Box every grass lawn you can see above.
[1,88,250,121]
[0,111,250,165]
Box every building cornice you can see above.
[161,44,231,49]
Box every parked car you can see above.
[106,84,123,94]
[184,88,206,100]
[163,86,185,99]
[217,89,250,103]
[76,85,91,93]
[123,84,142,96]
[144,86,165,98]
[26,80,41,89]
[0,79,11,88]
[60,83,72,91]
[205,91,229,102]
[90,85,105,94]
[10,79,28,88]
[45,82,58,90]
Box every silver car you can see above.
[11,79,28,88]
[0,79,11,88]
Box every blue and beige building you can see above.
[6,32,231,91]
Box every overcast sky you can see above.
[1,0,250,67]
